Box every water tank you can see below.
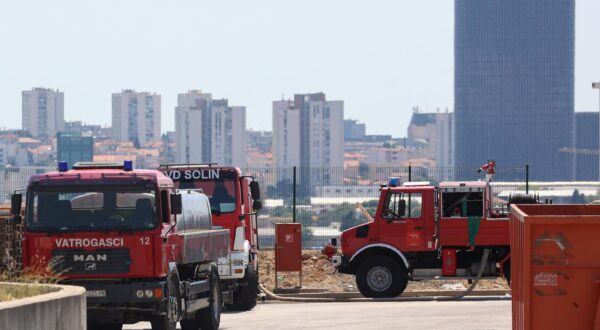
[176,190,212,232]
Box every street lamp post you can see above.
[594,82,600,198]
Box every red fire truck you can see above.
[159,164,262,311]
[324,178,533,298]
[11,161,229,330]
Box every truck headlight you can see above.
[136,290,144,298]
[145,289,153,298]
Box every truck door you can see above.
[378,189,434,251]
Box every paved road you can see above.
[125,299,511,330]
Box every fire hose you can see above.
[258,249,493,303]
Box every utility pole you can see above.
[593,82,600,198]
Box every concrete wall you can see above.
[0,283,86,330]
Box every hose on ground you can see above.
[258,249,491,303]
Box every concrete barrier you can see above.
[0,282,86,330]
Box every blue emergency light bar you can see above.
[58,161,69,172]
[123,160,133,171]
[388,177,400,187]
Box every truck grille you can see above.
[51,248,131,275]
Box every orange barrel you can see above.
[510,204,600,330]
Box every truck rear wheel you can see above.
[225,264,258,311]
[196,267,222,330]
[356,255,408,298]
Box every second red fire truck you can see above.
[324,177,535,298]
[160,163,262,311]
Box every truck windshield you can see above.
[175,171,238,214]
[26,187,158,232]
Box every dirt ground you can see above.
[258,250,510,292]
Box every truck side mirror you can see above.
[398,199,406,217]
[253,200,263,211]
[170,193,182,215]
[11,193,22,216]
[250,181,261,201]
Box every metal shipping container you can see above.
[510,204,600,330]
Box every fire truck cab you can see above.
[12,161,229,330]
[159,164,262,311]
[327,178,513,298]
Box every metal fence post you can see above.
[292,166,297,223]
[408,165,412,182]
[525,164,529,195]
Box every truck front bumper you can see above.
[65,280,167,323]
[333,256,353,274]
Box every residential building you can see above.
[56,132,94,168]
[175,90,211,163]
[272,100,300,169]
[112,90,161,147]
[454,0,575,180]
[574,112,599,181]
[174,91,246,168]
[407,109,454,168]
[22,88,64,138]
[247,130,272,153]
[272,93,344,189]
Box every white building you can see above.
[407,109,454,168]
[272,93,344,185]
[22,88,65,138]
[272,100,300,168]
[175,90,212,163]
[174,91,246,168]
[112,90,161,146]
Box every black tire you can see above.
[356,255,408,298]
[152,273,181,330]
[197,267,222,330]
[89,323,122,330]
[180,319,198,330]
[225,264,259,311]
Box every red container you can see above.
[275,223,302,272]
[510,204,600,330]
[442,249,456,276]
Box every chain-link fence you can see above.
[1,165,598,250]
[247,165,534,249]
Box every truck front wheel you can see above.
[151,274,181,330]
[225,264,259,311]
[356,255,408,298]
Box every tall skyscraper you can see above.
[174,91,246,168]
[22,87,64,138]
[454,0,575,180]
[272,93,344,186]
[112,90,161,147]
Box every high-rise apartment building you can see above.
[175,90,211,163]
[112,90,161,147]
[22,88,64,138]
[272,100,300,169]
[407,110,454,170]
[174,91,246,168]
[454,0,575,180]
[272,93,344,186]
[344,119,366,141]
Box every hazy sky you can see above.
[1,1,599,135]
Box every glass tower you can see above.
[454,0,575,180]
